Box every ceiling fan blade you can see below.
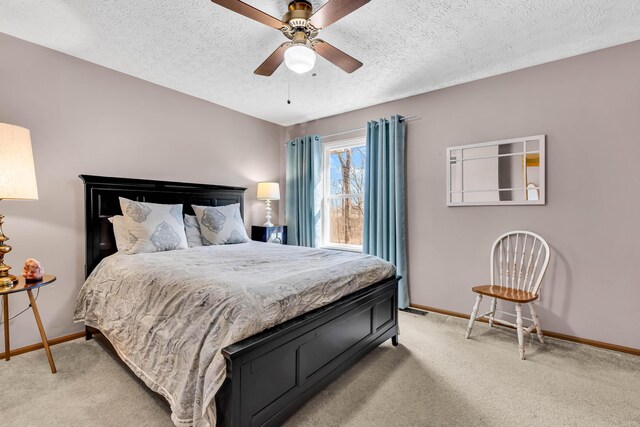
[210,0,285,29]
[254,43,289,76]
[309,0,370,29]
[314,40,363,73]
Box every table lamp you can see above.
[0,123,39,288]
[256,182,280,227]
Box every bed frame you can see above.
[80,175,399,427]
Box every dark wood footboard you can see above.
[86,276,398,426]
[217,275,399,427]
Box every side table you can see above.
[1,274,57,373]
[251,225,287,244]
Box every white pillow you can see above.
[192,203,249,245]
[184,214,203,247]
[108,215,129,252]
[119,197,188,254]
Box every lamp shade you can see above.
[257,182,280,201]
[0,123,39,200]
[284,45,316,74]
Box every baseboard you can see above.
[411,304,640,357]
[1,331,85,359]
[6,308,639,359]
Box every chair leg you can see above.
[529,303,545,344]
[488,298,497,327]
[515,303,525,360]
[465,294,483,339]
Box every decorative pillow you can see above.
[119,197,188,254]
[108,215,129,252]
[184,214,203,248]
[192,203,249,245]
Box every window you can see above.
[322,138,367,251]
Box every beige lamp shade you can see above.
[257,182,280,201]
[0,123,39,200]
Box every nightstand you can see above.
[251,225,287,244]
[1,275,57,373]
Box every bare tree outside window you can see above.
[327,145,366,246]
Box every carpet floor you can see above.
[1,311,639,426]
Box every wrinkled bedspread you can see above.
[74,242,395,426]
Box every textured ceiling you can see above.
[1,0,640,126]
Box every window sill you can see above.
[320,244,363,253]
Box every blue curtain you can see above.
[364,116,409,308]
[285,135,322,247]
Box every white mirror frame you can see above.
[446,135,546,206]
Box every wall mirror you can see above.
[446,135,545,206]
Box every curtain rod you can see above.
[322,115,419,139]
[283,115,420,146]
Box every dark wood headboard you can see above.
[80,175,246,277]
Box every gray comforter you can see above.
[74,242,395,426]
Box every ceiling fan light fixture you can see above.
[284,44,316,74]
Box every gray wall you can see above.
[285,40,640,349]
[0,33,282,350]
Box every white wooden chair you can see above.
[465,231,550,360]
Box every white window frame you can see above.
[321,137,367,252]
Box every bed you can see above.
[75,175,400,427]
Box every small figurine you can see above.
[22,258,44,282]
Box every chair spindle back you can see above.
[490,231,550,295]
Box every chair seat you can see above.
[472,285,539,303]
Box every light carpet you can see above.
[1,312,638,426]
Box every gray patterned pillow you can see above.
[119,198,188,254]
[192,203,249,245]
[184,214,203,248]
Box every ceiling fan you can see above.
[210,0,369,76]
